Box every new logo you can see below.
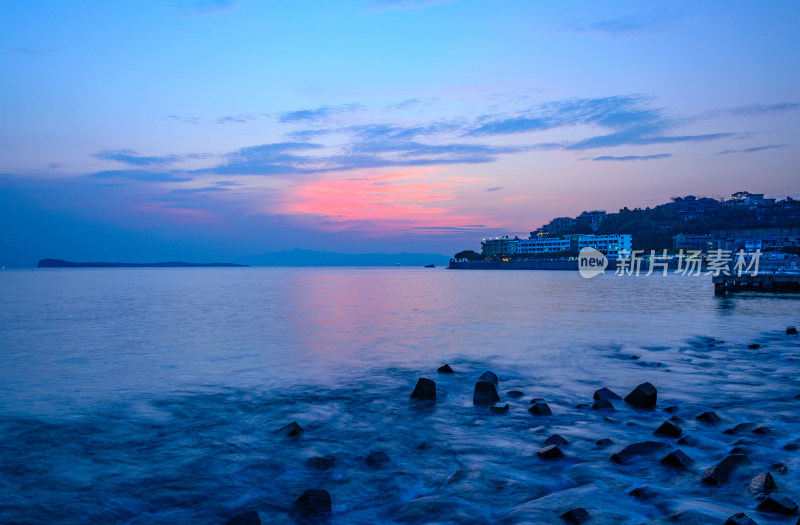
[578,247,608,278]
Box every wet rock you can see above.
[724,422,757,435]
[437,364,454,374]
[696,411,722,425]
[529,402,552,416]
[276,421,304,438]
[746,472,777,499]
[770,462,788,474]
[410,378,436,401]
[545,434,568,446]
[701,454,751,485]
[625,382,657,409]
[663,510,718,524]
[752,426,771,435]
[756,494,798,515]
[507,390,524,398]
[575,403,590,409]
[669,415,683,423]
[559,507,589,524]
[729,446,750,455]
[596,438,614,448]
[490,403,509,414]
[307,456,335,471]
[529,398,545,404]
[784,438,800,451]
[664,405,679,413]
[537,444,564,459]
[724,513,757,525]
[748,343,761,349]
[610,441,670,464]
[660,449,694,470]
[294,489,332,516]
[592,398,615,411]
[365,450,391,468]
[226,510,261,525]
[629,485,660,501]
[677,435,699,446]
[787,326,798,335]
[654,421,682,438]
[473,381,500,406]
[479,371,499,386]
[593,387,622,401]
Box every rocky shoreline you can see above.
[223,327,800,525]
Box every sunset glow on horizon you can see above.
[1,1,799,265]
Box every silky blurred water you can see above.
[0,267,798,523]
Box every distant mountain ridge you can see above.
[235,249,449,267]
[38,259,247,268]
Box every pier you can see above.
[713,273,800,295]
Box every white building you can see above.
[517,234,632,258]
[481,236,520,257]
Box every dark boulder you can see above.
[507,390,524,398]
[437,364,454,373]
[529,402,552,416]
[787,326,798,335]
[770,462,788,474]
[490,403,509,414]
[746,472,777,499]
[660,449,694,470]
[677,435,699,446]
[596,438,614,447]
[748,343,761,349]
[629,485,660,501]
[610,441,670,464]
[575,403,590,409]
[593,387,622,401]
[538,444,564,459]
[724,422,757,435]
[276,421,304,438]
[696,411,722,424]
[365,451,391,468]
[724,513,758,525]
[756,494,798,515]
[625,382,657,409]
[560,507,590,524]
[473,381,500,406]
[654,421,682,438]
[226,510,261,525]
[664,405,679,413]
[410,378,436,401]
[784,438,800,451]
[753,426,771,435]
[479,371,498,386]
[294,489,332,516]
[701,454,751,485]
[592,398,615,411]
[545,434,568,446]
[307,456,335,471]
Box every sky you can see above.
[1,0,799,266]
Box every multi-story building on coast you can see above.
[673,233,714,252]
[711,227,800,252]
[481,236,520,258]
[517,233,632,258]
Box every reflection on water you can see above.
[0,268,798,523]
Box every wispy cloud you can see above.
[279,103,363,123]
[716,144,790,155]
[89,169,192,183]
[216,113,268,124]
[562,12,682,37]
[94,149,181,167]
[486,187,503,192]
[166,115,201,124]
[728,102,800,117]
[3,47,55,57]
[592,154,672,161]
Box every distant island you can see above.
[38,259,248,268]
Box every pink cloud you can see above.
[280,167,493,232]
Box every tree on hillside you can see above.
[454,250,481,261]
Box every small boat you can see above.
[424,264,436,268]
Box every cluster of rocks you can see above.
[226,352,799,523]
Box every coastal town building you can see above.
[517,233,632,258]
[577,210,607,231]
[481,236,520,257]
[711,227,800,252]
[673,233,714,252]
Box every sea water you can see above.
[0,268,798,523]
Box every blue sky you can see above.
[1,0,799,265]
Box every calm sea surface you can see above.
[0,268,798,523]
